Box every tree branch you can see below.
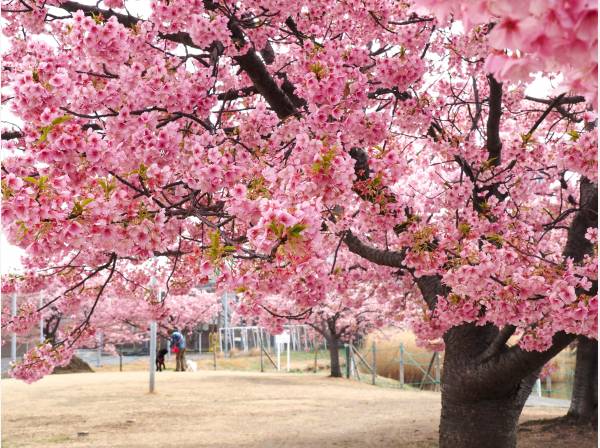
[1,130,23,140]
[343,231,406,268]
[58,2,299,120]
[415,275,448,309]
[486,74,503,166]
[478,324,516,361]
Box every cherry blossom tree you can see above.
[238,251,408,377]
[1,272,219,381]
[1,1,597,446]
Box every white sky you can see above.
[1,232,23,274]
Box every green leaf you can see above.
[309,62,326,81]
[16,220,28,241]
[486,233,504,248]
[50,115,72,126]
[70,197,94,218]
[23,175,49,191]
[520,133,532,144]
[36,115,72,144]
[268,221,285,238]
[131,163,149,180]
[288,223,307,237]
[567,130,580,141]
[458,222,471,237]
[98,177,117,200]
[311,148,337,174]
[91,12,104,24]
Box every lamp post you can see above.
[11,294,17,363]
[39,295,44,343]
[149,277,158,393]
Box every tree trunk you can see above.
[440,349,537,448]
[568,336,598,422]
[327,334,342,378]
[437,323,565,448]
[53,355,94,374]
[439,393,530,448]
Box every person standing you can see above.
[170,329,186,371]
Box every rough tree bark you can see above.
[327,332,343,378]
[437,323,567,448]
[565,177,599,424]
[568,336,598,422]
[310,318,343,378]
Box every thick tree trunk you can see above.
[437,323,567,448]
[328,334,342,378]
[568,336,598,422]
[436,178,597,446]
[439,358,535,448]
[439,393,529,448]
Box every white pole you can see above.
[276,341,281,371]
[286,341,290,372]
[535,378,542,397]
[149,276,157,393]
[222,294,228,356]
[39,295,44,343]
[167,339,171,359]
[149,321,157,393]
[11,293,17,363]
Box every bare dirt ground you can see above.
[2,370,596,448]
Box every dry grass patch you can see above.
[2,370,589,448]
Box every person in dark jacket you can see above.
[170,329,186,371]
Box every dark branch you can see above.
[415,275,448,309]
[479,324,516,361]
[2,131,23,140]
[343,231,406,268]
[526,93,566,138]
[486,74,503,166]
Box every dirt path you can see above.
[1,370,593,448]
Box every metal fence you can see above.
[3,320,576,400]
[345,342,442,390]
[342,342,573,399]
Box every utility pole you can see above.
[39,295,44,343]
[149,321,157,393]
[222,293,230,357]
[149,277,158,393]
[11,294,17,363]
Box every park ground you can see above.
[2,369,596,448]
